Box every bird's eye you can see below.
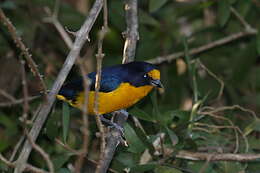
[143,74,147,78]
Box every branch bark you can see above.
[95,0,139,172]
[176,150,260,162]
[14,1,103,172]
[147,29,257,65]
[0,9,47,95]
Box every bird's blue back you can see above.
[58,61,158,101]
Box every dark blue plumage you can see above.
[58,61,158,101]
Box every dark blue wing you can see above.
[88,72,122,92]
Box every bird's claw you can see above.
[108,122,124,136]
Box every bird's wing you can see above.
[88,72,122,92]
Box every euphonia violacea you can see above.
[57,61,163,115]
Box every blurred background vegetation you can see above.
[0,0,260,172]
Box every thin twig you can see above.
[230,7,252,31]
[44,4,91,172]
[0,89,16,102]
[202,105,258,120]
[176,150,260,161]
[14,1,103,172]
[0,9,47,95]
[122,0,139,63]
[25,129,55,173]
[0,95,40,107]
[21,60,54,173]
[0,153,50,173]
[97,0,139,172]
[94,1,109,172]
[147,30,257,65]
[197,60,224,100]
[74,60,91,173]
[43,6,73,49]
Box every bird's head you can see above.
[125,61,163,88]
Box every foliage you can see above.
[0,0,259,172]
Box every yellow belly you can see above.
[57,83,153,115]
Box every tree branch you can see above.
[96,0,139,172]
[176,150,260,162]
[0,9,47,96]
[14,1,103,172]
[147,30,257,65]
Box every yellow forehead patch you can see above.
[147,69,160,80]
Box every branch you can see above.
[0,9,47,95]
[176,150,260,162]
[147,30,257,65]
[14,1,103,172]
[96,0,139,172]
[0,153,50,173]
[94,14,109,173]
[0,96,40,107]
[122,0,139,63]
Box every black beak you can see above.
[150,79,164,88]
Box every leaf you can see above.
[58,168,71,173]
[256,29,260,55]
[62,102,70,143]
[139,10,160,27]
[0,1,16,9]
[244,118,260,136]
[46,110,61,140]
[154,166,182,173]
[228,0,237,4]
[165,127,179,146]
[218,0,230,27]
[124,123,146,153]
[131,164,156,172]
[129,107,155,122]
[52,154,71,170]
[149,0,168,13]
[150,90,160,122]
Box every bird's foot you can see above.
[100,115,124,136]
[115,109,129,117]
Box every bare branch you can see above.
[148,30,257,64]
[122,0,139,63]
[0,9,47,95]
[94,1,109,172]
[96,1,139,172]
[14,1,103,172]
[0,96,40,107]
[176,151,260,162]
[230,7,253,31]
[74,60,91,173]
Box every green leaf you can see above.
[228,0,237,4]
[150,90,161,122]
[165,127,179,146]
[0,1,17,9]
[139,10,160,27]
[58,168,71,173]
[149,0,168,13]
[124,123,146,153]
[115,152,135,167]
[62,102,70,143]
[46,110,61,140]
[154,166,182,173]
[129,107,155,122]
[218,0,230,27]
[52,154,71,170]
[244,118,260,136]
[256,29,260,55]
[131,164,156,172]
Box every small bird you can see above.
[57,61,163,115]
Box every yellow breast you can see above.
[57,83,153,115]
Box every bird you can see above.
[56,61,163,116]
